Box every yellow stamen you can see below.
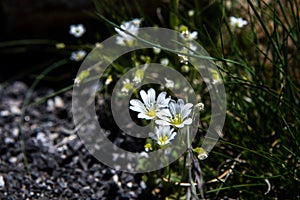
[146,110,156,118]
[158,136,169,145]
[170,114,183,126]
[144,143,152,151]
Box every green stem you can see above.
[187,126,199,199]
[169,0,179,29]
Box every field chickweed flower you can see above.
[69,24,86,37]
[153,47,161,54]
[129,88,171,120]
[115,18,142,46]
[195,103,205,111]
[188,10,195,17]
[156,99,193,128]
[179,25,198,41]
[150,126,177,146]
[121,79,134,94]
[133,69,145,83]
[160,58,169,66]
[129,88,199,150]
[144,143,152,152]
[105,75,113,85]
[229,16,248,28]
[164,78,174,89]
[178,42,197,64]
[180,30,198,41]
[193,147,208,160]
[70,50,86,61]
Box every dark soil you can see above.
[0,81,149,199]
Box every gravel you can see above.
[0,81,148,199]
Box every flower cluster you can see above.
[178,25,198,64]
[68,24,87,62]
[121,74,175,95]
[129,88,194,149]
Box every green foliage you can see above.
[92,0,300,198]
[3,0,299,199]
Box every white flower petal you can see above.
[129,100,147,112]
[148,88,156,106]
[181,108,192,119]
[190,31,198,39]
[156,92,170,107]
[168,132,177,141]
[139,90,148,106]
[183,118,193,125]
[129,106,146,114]
[156,109,171,119]
[138,113,153,119]
[116,36,126,46]
[155,120,171,126]
[168,101,176,116]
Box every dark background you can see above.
[0,0,169,87]
[0,0,95,87]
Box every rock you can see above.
[54,96,64,108]
[0,81,146,199]
[126,182,133,188]
[0,110,10,117]
[10,105,21,115]
[9,157,18,164]
[0,175,5,189]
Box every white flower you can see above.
[70,50,86,61]
[194,147,208,160]
[195,103,204,111]
[188,10,195,17]
[184,42,197,53]
[150,126,177,146]
[210,68,222,84]
[74,69,90,86]
[153,47,161,54]
[129,88,171,120]
[178,42,197,64]
[95,42,103,48]
[180,30,198,41]
[156,99,193,128]
[115,18,142,46]
[160,58,169,66]
[164,78,174,89]
[121,79,133,94]
[105,75,113,85]
[181,65,190,73]
[229,16,248,28]
[133,69,144,83]
[144,143,152,152]
[139,151,149,158]
[178,54,189,64]
[198,152,208,160]
[69,24,86,37]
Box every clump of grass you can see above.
[3,0,299,199]
[92,0,300,199]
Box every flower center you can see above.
[123,83,132,90]
[146,109,156,118]
[158,136,168,145]
[170,114,183,125]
